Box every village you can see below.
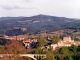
[2,35,80,50]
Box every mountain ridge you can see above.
[0,14,80,20]
[0,14,80,36]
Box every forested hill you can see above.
[0,14,80,35]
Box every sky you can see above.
[0,0,80,18]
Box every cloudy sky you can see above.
[0,0,80,18]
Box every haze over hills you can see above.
[0,14,80,36]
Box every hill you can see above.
[0,14,80,36]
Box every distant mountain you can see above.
[0,14,80,36]
[0,17,25,21]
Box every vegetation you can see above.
[1,55,33,60]
[49,45,80,60]
[35,47,43,54]
[37,36,47,47]
[32,35,80,60]
[0,15,80,35]
[0,41,27,54]
[0,38,11,45]
[46,48,55,60]
[50,35,61,44]
[34,44,80,60]
[0,36,80,60]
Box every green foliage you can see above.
[46,48,55,60]
[68,44,77,53]
[0,47,3,53]
[35,47,43,54]
[59,47,70,55]
[50,35,61,44]
[59,47,72,60]
[74,38,79,41]
[46,52,54,60]
[53,45,80,60]
[38,45,80,60]
[54,47,72,60]
[37,36,47,47]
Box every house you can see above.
[51,36,80,50]
[23,38,38,48]
[23,39,31,48]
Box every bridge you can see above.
[0,54,46,60]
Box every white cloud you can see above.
[24,0,32,2]
[0,4,36,10]
[0,0,80,18]
[0,0,37,10]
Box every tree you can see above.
[37,36,47,47]
[0,47,3,53]
[46,48,55,60]
[35,47,43,54]
[68,44,77,53]
[55,47,72,60]
[77,45,80,52]
[2,41,27,54]
[50,35,61,44]
[74,38,79,41]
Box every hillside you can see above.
[0,14,80,36]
